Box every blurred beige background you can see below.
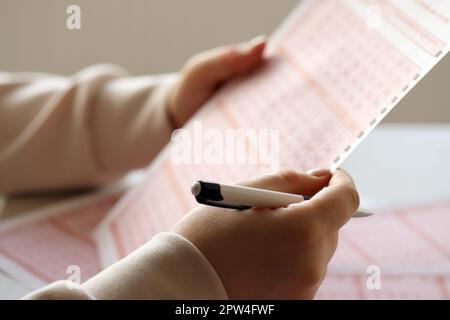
[1,0,449,123]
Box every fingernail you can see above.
[307,168,330,177]
[249,34,267,45]
[239,35,266,52]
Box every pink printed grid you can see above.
[317,274,450,299]
[0,194,120,284]
[363,0,447,57]
[108,0,422,255]
[111,109,265,256]
[317,200,450,299]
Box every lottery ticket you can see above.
[94,0,450,265]
[317,199,450,299]
[0,191,122,289]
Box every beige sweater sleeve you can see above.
[0,65,178,194]
[23,232,228,300]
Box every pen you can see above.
[191,181,372,217]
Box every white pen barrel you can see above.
[220,184,305,208]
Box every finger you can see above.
[236,168,332,197]
[221,35,266,76]
[183,35,266,90]
[290,169,360,233]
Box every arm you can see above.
[24,169,359,300]
[0,65,177,193]
[23,232,228,300]
[0,36,266,194]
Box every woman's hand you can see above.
[166,35,266,128]
[172,169,360,299]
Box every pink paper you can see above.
[96,0,450,261]
[317,200,450,299]
[0,192,121,288]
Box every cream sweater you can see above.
[24,233,228,300]
[0,65,228,299]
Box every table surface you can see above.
[1,124,450,299]
[342,124,450,209]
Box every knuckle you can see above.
[307,197,332,220]
[277,169,302,185]
[341,184,360,212]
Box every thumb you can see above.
[237,169,332,197]
[183,35,266,90]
